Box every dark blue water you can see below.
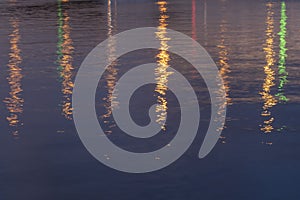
[1,0,300,199]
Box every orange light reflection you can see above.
[4,17,24,137]
[155,0,173,131]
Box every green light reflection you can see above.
[276,1,289,102]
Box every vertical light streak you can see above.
[276,1,288,102]
[155,0,172,131]
[57,0,74,120]
[217,1,231,143]
[101,0,118,133]
[218,10,231,106]
[4,17,24,137]
[260,3,277,133]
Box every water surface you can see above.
[1,0,300,199]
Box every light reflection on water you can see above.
[275,1,289,134]
[57,0,74,120]
[217,1,231,143]
[260,2,277,134]
[259,1,289,135]
[0,0,297,139]
[154,0,172,131]
[276,1,288,103]
[101,0,118,134]
[3,16,23,137]
[2,0,300,199]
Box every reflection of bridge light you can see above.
[57,0,74,120]
[4,17,24,137]
[260,3,277,133]
[155,0,173,131]
[276,1,288,103]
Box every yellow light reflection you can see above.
[101,0,118,133]
[218,26,231,105]
[4,17,24,137]
[260,3,277,133]
[216,1,231,143]
[155,0,173,131]
[57,0,74,120]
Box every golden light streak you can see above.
[155,0,173,131]
[260,3,277,133]
[4,17,24,137]
[216,1,231,142]
[218,26,231,105]
[57,0,74,120]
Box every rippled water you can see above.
[1,0,300,199]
